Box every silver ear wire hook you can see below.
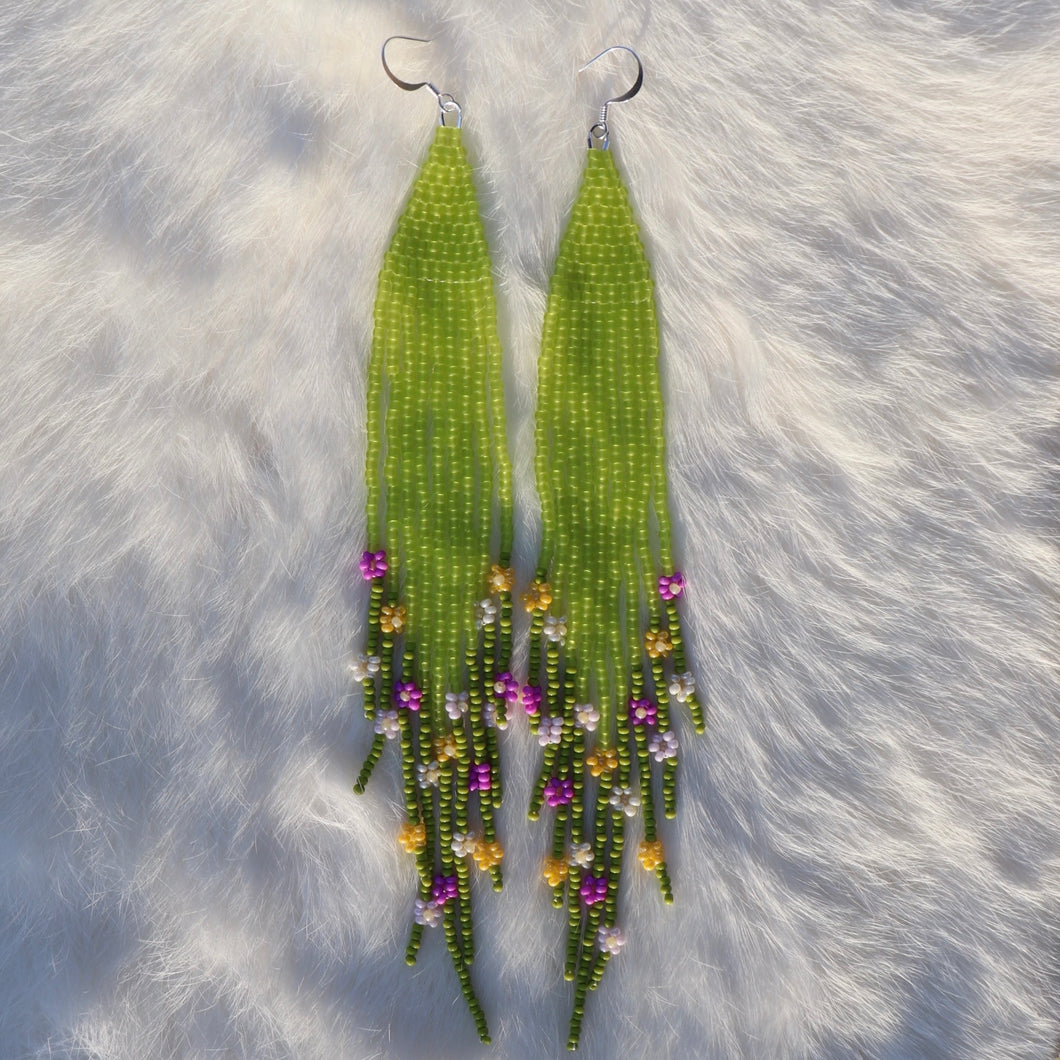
[579,45,643,149]
[381,35,462,127]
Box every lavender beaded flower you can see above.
[431,874,458,904]
[416,760,441,789]
[658,570,685,600]
[597,925,626,955]
[373,709,400,740]
[445,691,469,720]
[543,776,574,807]
[628,697,658,726]
[521,684,543,716]
[668,671,696,703]
[574,703,600,731]
[395,681,423,712]
[359,549,388,581]
[468,762,492,792]
[579,875,608,906]
[648,730,679,762]
[413,898,443,928]
[537,715,564,746]
[493,672,520,702]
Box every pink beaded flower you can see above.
[522,684,543,716]
[493,672,520,703]
[431,874,458,904]
[468,762,492,792]
[359,549,388,581]
[579,875,608,906]
[395,681,423,712]
[658,570,685,600]
[628,697,658,726]
[543,776,574,807]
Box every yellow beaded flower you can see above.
[473,841,504,871]
[488,564,514,594]
[380,603,407,634]
[542,857,568,887]
[521,580,553,614]
[433,733,459,762]
[397,821,427,854]
[638,839,665,872]
[586,747,618,777]
[644,628,673,659]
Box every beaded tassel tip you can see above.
[351,81,513,1044]
[527,49,705,1051]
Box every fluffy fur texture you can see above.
[2,2,1059,1057]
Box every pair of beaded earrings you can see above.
[351,37,705,1051]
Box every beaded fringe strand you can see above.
[527,147,705,1050]
[351,124,513,1044]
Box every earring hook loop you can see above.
[578,44,643,149]
[381,35,462,127]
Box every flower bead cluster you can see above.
[574,703,600,731]
[638,839,665,871]
[349,653,381,682]
[473,841,504,870]
[586,747,618,777]
[358,550,388,581]
[628,697,658,726]
[579,875,608,906]
[414,898,444,928]
[431,874,458,904]
[397,821,426,853]
[493,672,520,703]
[597,925,626,955]
[374,709,400,740]
[668,671,696,703]
[543,776,574,807]
[468,762,492,792]
[433,733,459,762]
[521,685,543,716]
[451,832,480,858]
[568,842,594,870]
[444,691,469,720]
[648,730,679,762]
[609,785,641,817]
[542,857,568,887]
[487,564,514,594]
[537,715,564,746]
[474,598,498,628]
[395,681,423,711]
[543,615,567,644]
[644,628,673,659]
[379,603,406,634]
[416,760,441,789]
[658,571,686,600]
[521,580,553,614]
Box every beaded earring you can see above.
[524,46,706,1050]
[350,37,514,1044]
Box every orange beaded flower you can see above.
[542,857,568,887]
[380,603,407,634]
[521,580,553,613]
[586,747,618,777]
[473,841,504,871]
[433,733,459,762]
[644,628,673,659]
[397,821,427,854]
[488,564,514,594]
[638,839,665,871]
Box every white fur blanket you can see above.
[2,2,1059,1058]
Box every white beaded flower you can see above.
[416,760,442,789]
[543,615,567,644]
[609,786,641,818]
[597,925,626,955]
[648,730,679,762]
[574,703,600,732]
[537,715,564,746]
[414,898,443,928]
[445,691,469,721]
[568,842,594,870]
[451,832,480,858]
[668,671,696,703]
[483,700,509,731]
[474,598,498,629]
[374,709,400,740]
[349,653,381,682]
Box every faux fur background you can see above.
[2,2,1059,1058]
